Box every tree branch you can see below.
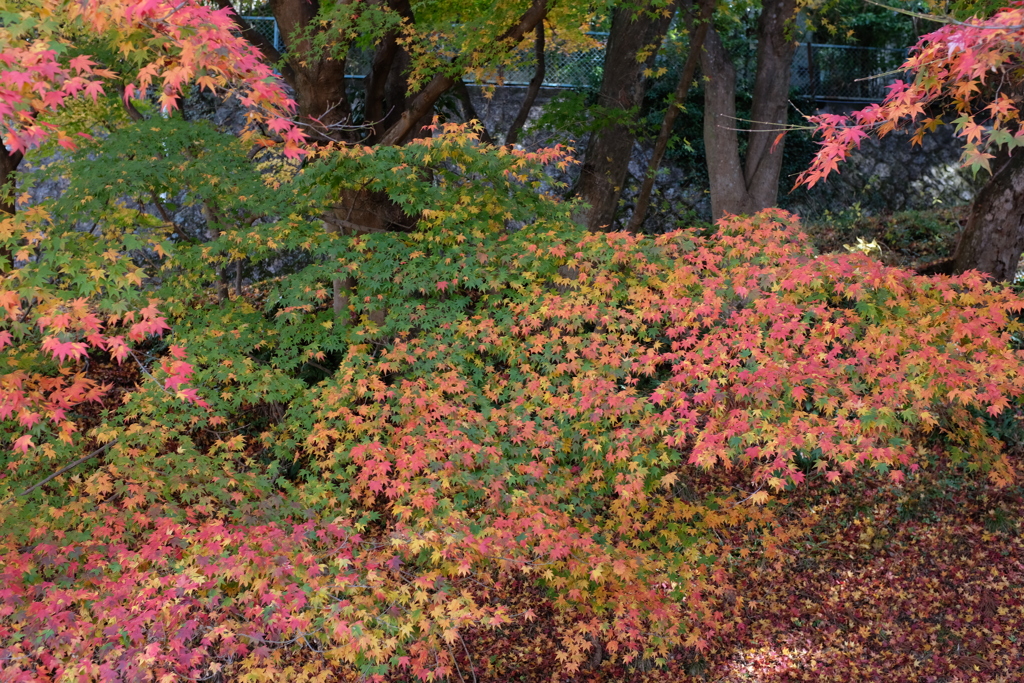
[627,0,714,231]
[20,441,116,497]
[505,19,546,147]
[378,0,550,146]
[453,79,494,144]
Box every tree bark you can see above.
[0,141,23,216]
[626,0,713,232]
[701,0,797,218]
[378,0,549,147]
[573,1,676,232]
[505,21,546,147]
[950,152,1024,282]
[268,0,352,137]
[363,0,417,143]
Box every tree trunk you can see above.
[0,143,22,216]
[505,21,546,147]
[950,152,1024,282]
[626,0,714,232]
[0,142,22,268]
[378,0,548,146]
[701,0,797,219]
[269,0,352,138]
[364,0,417,143]
[574,1,676,231]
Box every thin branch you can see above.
[158,1,187,23]
[303,360,334,374]
[324,215,390,235]
[20,440,116,497]
[863,0,1024,29]
[505,19,547,147]
[448,643,468,683]
[716,113,816,134]
[458,631,479,683]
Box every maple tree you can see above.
[797,1,1024,280]
[1,1,1024,680]
[0,0,300,510]
[0,0,303,213]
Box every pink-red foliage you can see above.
[0,0,302,157]
[798,2,1024,187]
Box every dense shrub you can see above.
[2,120,1023,679]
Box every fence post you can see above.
[807,42,816,103]
[274,21,281,52]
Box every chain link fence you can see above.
[238,17,908,101]
[241,16,283,53]
[791,43,908,102]
[462,33,607,88]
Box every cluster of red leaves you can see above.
[0,517,368,681]
[565,210,1018,490]
[0,293,172,451]
[0,49,111,153]
[0,208,209,467]
[0,0,302,158]
[797,2,1024,186]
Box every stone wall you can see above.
[784,123,982,220]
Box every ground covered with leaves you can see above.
[803,206,966,271]
[445,460,1024,682]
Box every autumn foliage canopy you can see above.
[0,0,1023,680]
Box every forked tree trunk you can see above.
[222,0,349,133]
[950,152,1024,282]
[574,1,676,231]
[505,22,546,147]
[700,0,797,218]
